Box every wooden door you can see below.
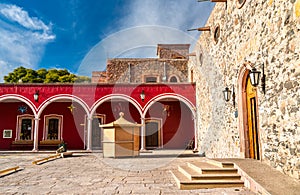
[145,120,160,149]
[246,77,260,160]
[92,116,104,150]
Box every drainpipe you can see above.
[162,62,167,82]
[128,63,131,83]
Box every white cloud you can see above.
[0,3,55,82]
[0,4,54,40]
[79,0,214,76]
[118,0,213,31]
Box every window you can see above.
[170,76,178,83]
[169,75,179,83]
[214,25,220,44]
[48,119,59,140]
[145,76,157,83]
[16,115,34,141]
[43,115,63,140]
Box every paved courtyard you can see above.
[0,151,254,194]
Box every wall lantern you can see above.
[223,87,231,102]
[249,63,266,94]
[140,90,145,102]
[249,68,261,87]
[223,86,236,107]
[34,90,39,102]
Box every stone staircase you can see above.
[170,159,244,190]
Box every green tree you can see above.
[3,66,91,83]
[4,66,27,83]
[44,69,60,83]
[37,68,48,79]
[75,76,91,83]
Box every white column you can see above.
[140,117,146,151]
[32,117,40,152]
[86,117,93,151]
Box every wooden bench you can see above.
[39,140,63,150]
[11,140,33,150]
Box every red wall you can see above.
[39,102,85,149]
[95,101,141,124]
[146,101,194,149]
[0,102,34,150]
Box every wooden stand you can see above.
[100,112,141,158]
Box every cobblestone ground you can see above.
[0,153,254,194]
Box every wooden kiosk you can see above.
[100,112,141,158]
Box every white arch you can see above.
[90,94,143,117]
[142,93,197,151]
[143,93,196,118]
[0,94,37,116]
[37,94,90,118]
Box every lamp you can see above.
[223,87,231,102]
[163,105,171,117]
[249,68,261,87]
[34,90,39,102]
[140,90,145,102]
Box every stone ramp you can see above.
[170,159,244,190]
[214,158,300,195]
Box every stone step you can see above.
[178,165,241,181]
[205,159,235,168]
[170,170,244,190]
[188,162,238,174]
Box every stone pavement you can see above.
[0,151,254,195]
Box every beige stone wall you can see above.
[157,44,190,59]
[190,1,300,179]
[106,59,188,83]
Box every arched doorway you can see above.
[245,76,260,160]
[91,96,142,151]
[143,96,195,149]
[0,95,37,150]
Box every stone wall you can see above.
[157,44,190,59]
[189,0,300,179]
[106,59,188,83]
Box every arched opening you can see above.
[239,67,261,160]
[169,76,178,83]
[144,97,195,149]
[0,96,36,150]
[91,97,142,150]
[37,96,89,150]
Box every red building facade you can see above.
[0,83,196,151]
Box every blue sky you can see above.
[0,0,214,82]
